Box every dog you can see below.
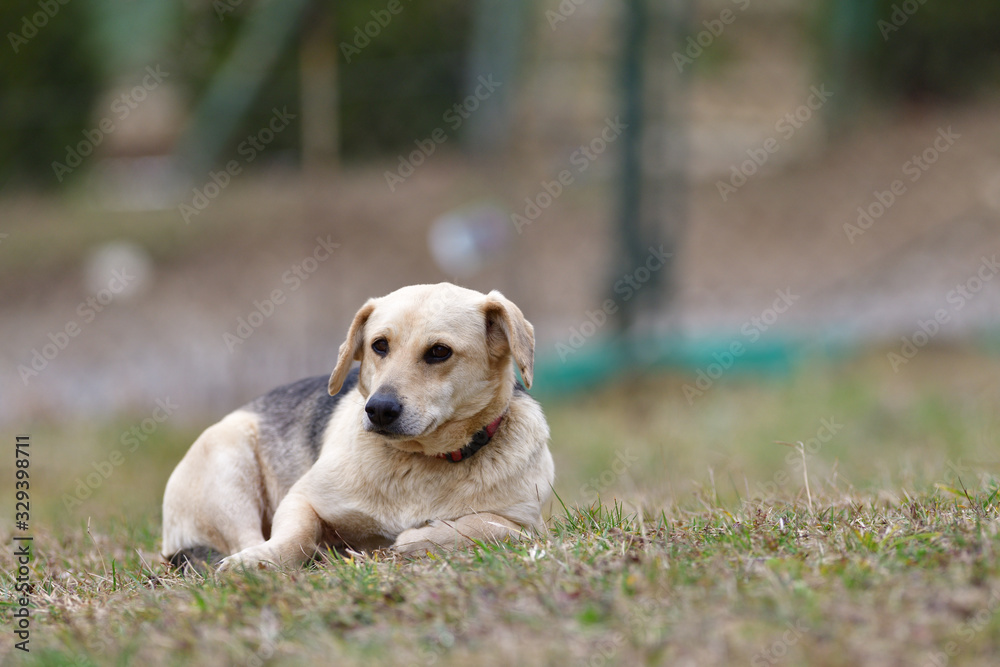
[161,283,554,571]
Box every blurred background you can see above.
[1,0,999,524]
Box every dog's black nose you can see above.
[365,392,403,429]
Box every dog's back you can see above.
[247,368,360,496]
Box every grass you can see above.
[2,348,1000,665]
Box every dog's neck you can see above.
[435,410,507,462]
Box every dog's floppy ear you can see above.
[329,299,376,395]
[482,290,535,389]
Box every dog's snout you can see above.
[365,392,403,429]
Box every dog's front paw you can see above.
[392,521,451,557]
[392,537,438,557]
[393,541,439,557]
[217,546,279,573]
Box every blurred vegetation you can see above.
[335,0,471,157]
[0,1,101,188]
[171,2,303,166]
[5,0,1000,189]
[136,0,472,164]
[869,0,1000,99]
[0,0,469,189]
[817,0,1000,102]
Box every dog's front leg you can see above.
[393,512,530,556]
[218,491,323,571]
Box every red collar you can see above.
[437,411,506,463]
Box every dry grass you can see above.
[2,348,999,666]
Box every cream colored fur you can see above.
[161,283,553,570]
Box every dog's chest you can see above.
[325,456,503,534]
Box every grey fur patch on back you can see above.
[248,367,360,464]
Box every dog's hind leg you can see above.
[162,410,270,565]
[166,546,224,574]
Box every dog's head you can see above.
[328,283,534,453]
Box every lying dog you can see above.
[162,283,553,570]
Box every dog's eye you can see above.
[424,344,452,363]
[372,338,389,356]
